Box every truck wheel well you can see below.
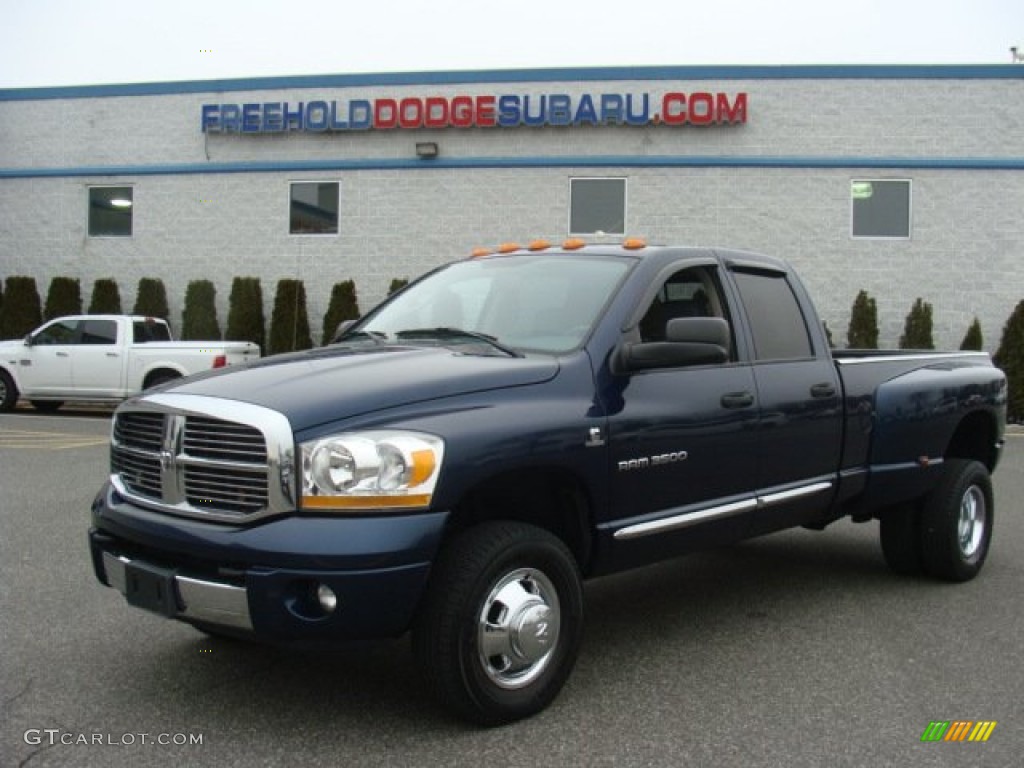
[447,469,593,574]
[945,411,998,471]
[143,369,182,389]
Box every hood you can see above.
[164,345,560,431]
[0,337,28,354]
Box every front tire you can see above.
[0,370,18,412]
[413,521,584,726]
[920,459,993,582]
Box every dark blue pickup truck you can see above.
[89,242,1006,724]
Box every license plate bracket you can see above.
[124,561,179,618]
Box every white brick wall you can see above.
[1,69,1022,349]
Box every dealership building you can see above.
[1,65,1022,349]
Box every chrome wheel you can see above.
[478,568,561,690]
[413,521,583,724]
[957,485,986,559]
[920,459,994,582]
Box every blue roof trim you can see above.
[3,65,1023,101]
[2,155,1023,178]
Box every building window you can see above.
[88,186,133,237]
[290,181,339,235]
[570,178,626,235]
[851,179,911,239]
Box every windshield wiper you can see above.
[395,327,522,357]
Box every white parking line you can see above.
[0,429,109,450]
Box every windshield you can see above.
[351,254,630,354]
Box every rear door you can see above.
[69,318,126,395]
[726,263,843,534]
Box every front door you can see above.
[603,263,762,569]
[17,318,77,396]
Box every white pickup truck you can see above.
[0,315,260,412]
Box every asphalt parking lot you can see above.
[1,410,1022,767]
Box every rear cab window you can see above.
[730,270,814,361]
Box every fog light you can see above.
[316,584,338,613]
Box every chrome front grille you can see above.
[109,394,295,523]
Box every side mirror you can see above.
[617,317,730,372]
[332,319,358,343]
[23,333,34,347]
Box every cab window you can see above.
[32,320,77,345]
[79,319,118,345]
[637,266,736,360]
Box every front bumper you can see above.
[90,481,448,644]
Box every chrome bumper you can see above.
[102,552,253,631]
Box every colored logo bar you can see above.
[920,721,997,742]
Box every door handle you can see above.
[56,351,69,357]
[810,382,837,399]
[106,352,119,358]
[721,391,755,409]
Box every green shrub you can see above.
[388,278,409,296]
[846,290,878,349]
[899,298,934,350]
[181,280,221,340]
[44,277,83,320]
[133,278,170,323]
[268,279,312,354]
[322,280,361,344]
[0,276,43,338]
[994,300,1024,423]
[960,317,983,351]
[88,278,122,314]
[226,277,266,350]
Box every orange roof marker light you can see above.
[527,239,551,251]
[562,238,587,251]
[470,247,493,259]
[622,237,648,250]
[496,242,522,254]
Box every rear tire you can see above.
[413,521,584,726]
[0,370,18,412]
[879,504,923,576]
[30,400,63,413]
[920,459,993,582]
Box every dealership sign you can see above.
[200,91,747,133]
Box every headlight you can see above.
[300,430,444,511]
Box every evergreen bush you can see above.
[181,280,221,340]
[994,300,1024,423]
[388,278,409,295]
[133,277,170,323]
[88,278,122,314]
[321,280,361,344]
[959,317,983,351]
[899,298,934,350]
[268,279,312,354]
[846,290,879,349]
[44,277,83,320]
[0,276,43,338]
[226,277,265,351]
